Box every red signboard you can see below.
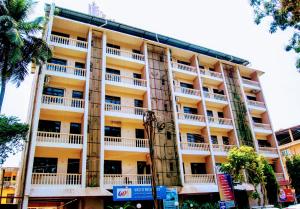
[279,188,295,202]
[217,174,235,207]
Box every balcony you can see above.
[247,100,266,113]
[36,131,83,149]
[104,174,151,189]
[174,86,201,102]
[49,34,88,52]
[104,136,149,152]
[105,73,147,93]
[212,144,235,155]
[184,174,216,184]
[106,47,145,67]
[242,79,260,90]
[253,123,272,134]
[31,173,81,186]
[258,147,279,158]
[171,62,197,78]
[208,117,233,129]
[180,142,210,155]
[203,92,228,106]
[45,63,86,80]
[41,95,84,113]
[200,69,223,81]
[177,113,206,127]
[104,103,146,121]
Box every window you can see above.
[107,43,120,49]
[183,107,197,114]
[43,87,64,97]
[67,159,80,174]
[75,62,85,69]
[3,177,11,181]
[72,91,83,99]
[247,95,257,101]
[104,160,122,174]
[48,58,67,66]
[6,194,14,204]
[105,126,121,137]
[33,157,58,173]
[132,49,141,54]
[217,112,224,118]
[38,120,61,132]
[164,104,168,111]
[258,140,271,147]
[199,65,205,69]
[206,110,213,117]
[133,73,142,79]
[134,99,143,115]
[161,78,165,85]
[70,123,81,134]
[202,87,209,92]
[211,135,218,144]
[106,68,120,75]
[187,133,204,143]
[133,73,142,86]
[191,163,207,174]
[166,131,171,140]
[137,161,150,174]
[76,37,86,48]
[51,31,69,38]
[242,76,251,80]
[135,129,144,139]
[252,117,263,123]
[12,176,16,181]
[213,89,224,95]
[222,136,230,145]
[169,162,174,172]
[177,60,190,66]
[180,82,193,89]
[105,95,121,104]
[209,67,215,71]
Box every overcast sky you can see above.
[3,0,300,166]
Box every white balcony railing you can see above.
[50,34,88,49]
[171,62,197,73]
[258,147,278,155]
[31,173,81,185]
[204,92,227,102]
[178,113,205,122]
[242,79,260,88]
[46,63,86,77]
[104,137,149,149]
[184,174,216,184]
[253,123,272,130]
[174,86,200,96]
[105,73,147,87]
[105,103,146,116]
[200,69,223,79]
[37,131,83,145]
[106,47,145,61]
[247,100,266,108]
[181,142,210,152]
[41,95,84,109]
[104,174,152,186]
[212,144,235,152]
[208,117,233,126]
[275,173,285,181]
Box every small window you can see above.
[184,107,197,114]
[247,95,256,101]
[177,60,190,66]
[33,157,58,173]
[72,90,83,99]
[38,120,61,133]
[132,49,141,54]
[43,87,64,97]
[206,110,213,117]
[105,95,121,104]
[242,76,251,80]
[199,65,205,69]
[77,37,86,42]
[133,73,142,79]
[48,58,67,66]
[187,133,204,143]
[252,117,263,123]
[209,67,215,71]
[107,43,120,49]
[104,160,122,174]
[70,123,81,134]
[191,163,206,174]
[51,31,69,38]
[106,68,120,75]
[169,162,174,172]
[75,62,85,69]
[164,104,168,111]
[166,131,171,140]
[135,129,145,139]
[159,55,164,62]
[105,126,121,137]
[202,87,209,92]
[217,112,224,118]
[12,176,16,181]
[222,136,230,145]
[162,78,165,85]
[180,82,193,89]
[211,135,218,144]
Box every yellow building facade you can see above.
[0,167,18,204]
[18,3,287,209]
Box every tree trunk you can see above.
[0,76,7,113]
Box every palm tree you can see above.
[0,0,52,112]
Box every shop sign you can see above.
[163,188,178,209]
[113,186,166,201]
[217,174,235,208]
[279,188,295,202]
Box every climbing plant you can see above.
[263,160,279,205]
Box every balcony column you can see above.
[81,28,92,188]
[142,42,152,110]
[166,48,184,186]
[234,66,259,150]
[256,74,287,179]
[45,3,55,42]
[99,32,107,189]
[22,67,46,209]
[194,56,217,179]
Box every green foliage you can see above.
[0,0,52,112]
[249,0,300,70]
[0,115,28,164]
[286,155,300,195]
[106,202,136,209]
[220,146,269,206]
[181,200,218,209]
[263,160,279,205]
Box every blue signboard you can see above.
[219,201,227,209]
[113,186,167,201]
[163,188,179,209]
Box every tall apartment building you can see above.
[19,3,287,209]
